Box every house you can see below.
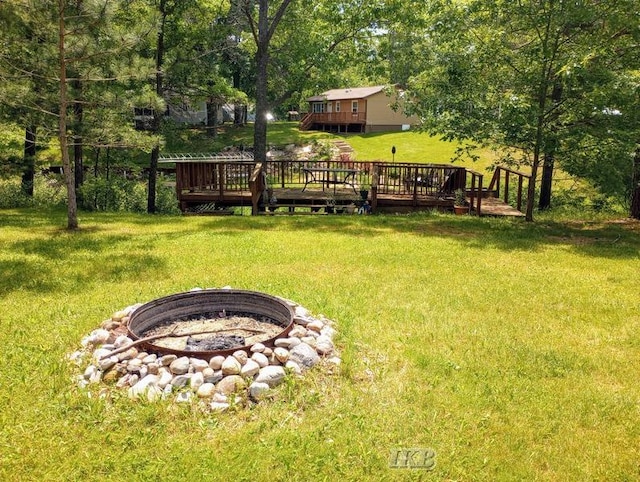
[300,85,418,133]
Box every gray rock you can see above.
[171,374,190,388]
[255,366,286,388]
[289,343,320,369]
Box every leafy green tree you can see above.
[407,0,639,221]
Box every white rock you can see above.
[232,350,248,365]
[160,354,178,366]
[285,360,302,375]
[190,372,204,390]
[286,337,302,348]
[307,320,324,333]
[203,369,223,384]
[326,356,342,367]
[197,383,216,398]
[289,343,320,369]
[250,343,266,353]
[221,356,242,375]
[157,368,174,389]
[209,356,225,370]
[142,354,158,364]
[251,352,269,368]
[301,336,317,347]
[83,365,97,380]
[289,326,307,338]
[274,347,290,363]
[274,338,290,348]
[212,393,228,403]
[294,305,311,318]
[98,356,118,371]
[249,382,271,399]
[128,374,159,399]
[210,402,230,412]
[315,335,335,356]
[171,374,190,388]
[190,358,210,372]
[114,335,133,348]
[240,359,260,378]
[176,392,192,403]
[216,375,246,395]
[169,357,190,375]
[320,325,337,340]
[117,347,139,362]
[255,366,286,388]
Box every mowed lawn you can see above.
[1,208,639,481]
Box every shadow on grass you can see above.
[190,212,640,259]
[1,212,168,297]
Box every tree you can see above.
[406,0,639,221]
[242,0,292,162]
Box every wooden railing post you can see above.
[517,176,524,211]
[371,164,379,212]
[249,163,264,216]
[504,172,510,204]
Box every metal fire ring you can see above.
[127,289,294,360]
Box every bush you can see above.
[79,174,179,214]
[0,174,67,209]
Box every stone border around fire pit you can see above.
[68,289,340,412]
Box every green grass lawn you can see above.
[1,208,639,481]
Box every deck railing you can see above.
[487,166,531,212]
[175,161,254,195]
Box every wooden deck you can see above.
[160,157,530,217]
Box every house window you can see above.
[312,102,325,113]
[352,101,358,113]
[335,102,341,113]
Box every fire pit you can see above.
[127,289,294,360]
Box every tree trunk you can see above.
[148,0,167,214]
[253,0,270,163]
[233,71,245,126]
[631,146,640,219]
[538,81,562,211]
[206,101,218,138]
[59,0,78,229]
[21,125,36,197]
[73,79,84,206]
[538,151,554,210]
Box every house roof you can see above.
[307,85,388,102]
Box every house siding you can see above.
[364,91,417,132]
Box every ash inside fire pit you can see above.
[141,312,282,352]
[186,335,245,351]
